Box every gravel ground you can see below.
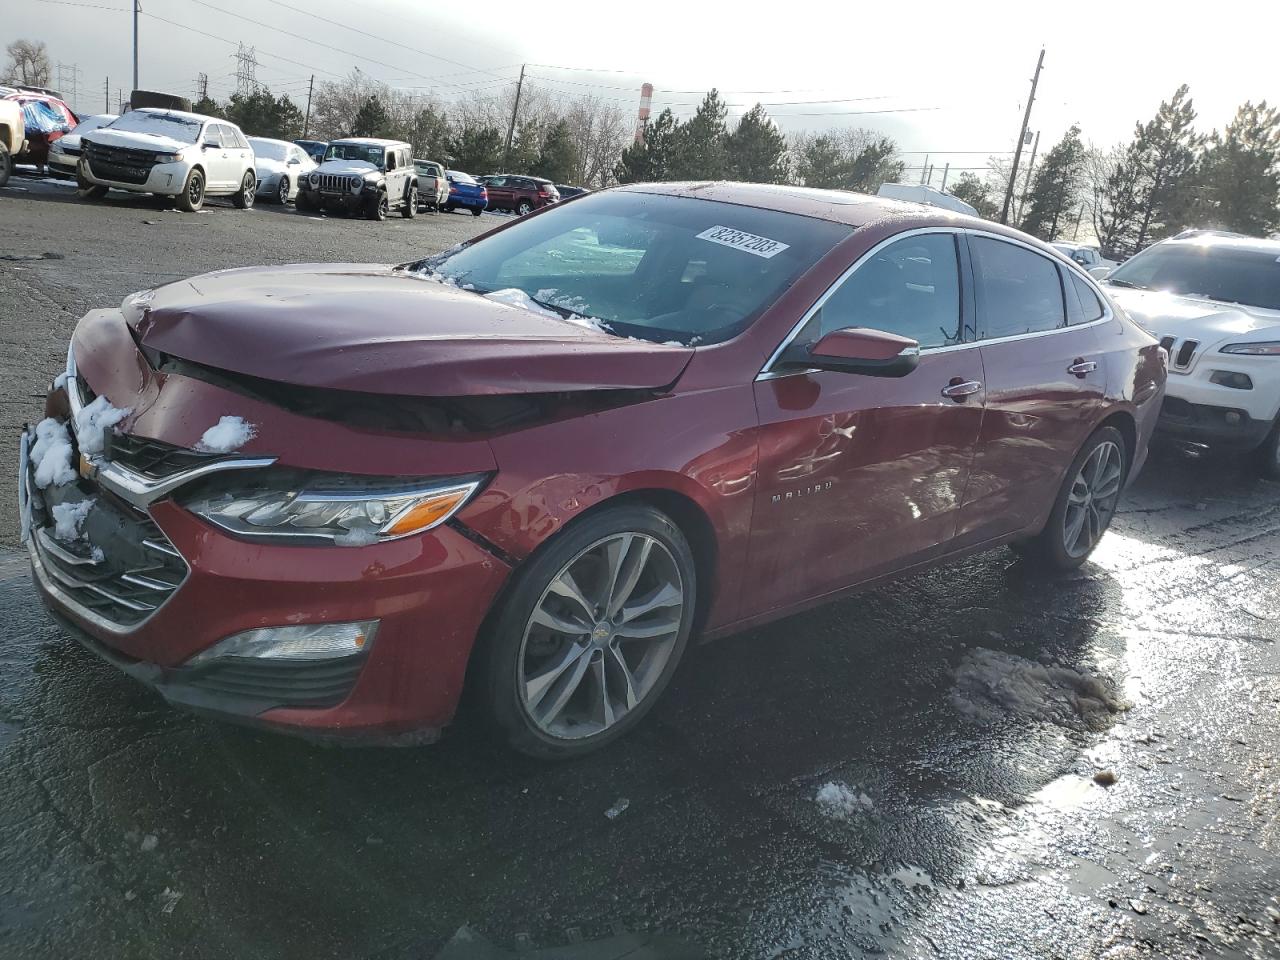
[1,174,1278,960]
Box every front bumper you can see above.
[20,392,511,743]
[80,156,191,194]
[1155,397,1273,450]
[47,154,78,178]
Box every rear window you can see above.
[248,138,288,161]
[410,191,852,346]
[1107,243,1280,311]
[448,171,477,184]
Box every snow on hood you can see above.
[125,263,694,397]
[315,159,378,176]
[82,128,190,153]
[1108,286,1280,344]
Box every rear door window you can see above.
[970,236,1066,339]
[1069,273,1105,323]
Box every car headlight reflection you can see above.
[184,473,484,545]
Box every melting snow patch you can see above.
[196,416,257,453]
[950,647,1129,731]
[815,781,874,821]
[484,287,563,319]
[29,418,76,488]
[51,499,94,542]
[604,797,630,819]
[74,395,131,456]
[333,527,379,547]
[53,370,69,390]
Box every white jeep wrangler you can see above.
[295,138,418,221]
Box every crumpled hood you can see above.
[82,128,189,153]
[1108,287,1280,344]
[126,264,694,397]
[315,159,377,176]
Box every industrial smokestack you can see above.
[635,82,653,144]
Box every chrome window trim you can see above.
[757,226,1116,382]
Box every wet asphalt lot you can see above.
[1,174,1279,959]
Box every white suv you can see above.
[77,108,256,212]
[1103,234,1280,477]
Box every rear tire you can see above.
[0,143,11,189]
[1016,426,1128,571]
[175,168,204,212]
[401,185,417,218]
[232,170,256,209]
[517,199,533,216]
[477,505,696,759]
[471,206,483,217]
[276,176,290,205]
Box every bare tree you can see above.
[562,95,630,186]
[1085,144,1142,257]
[4,39,52,87]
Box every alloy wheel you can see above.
[277,177,289,204]
[518,532,684,740]
[188,175,204,207]
[1063,440,1123,558]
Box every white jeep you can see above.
[1103,233,1280,477]
[295,138,418,221]
[77,108,256,212]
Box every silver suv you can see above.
[296,138,418,221]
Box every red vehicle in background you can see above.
[1,86,77,170]
[480,174,560,215]
[19,184,1165,758]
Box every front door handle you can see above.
[1068,359,1098,378]
[941,379,983,401]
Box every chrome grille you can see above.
[84,141,156,184]
[318,173,359,193]
[1159,336,1200,370]
[104,431,226,482]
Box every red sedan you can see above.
[19,184,1165,757]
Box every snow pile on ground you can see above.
[195,416,257,453]
[950,647,1129,731]
[815,781,875,821]
[29,418,76,488]
[51,498,94,542]
[73,395,131,456]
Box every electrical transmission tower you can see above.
[197,72,208,101]
[234,44,259,97]
[56,62,82,111]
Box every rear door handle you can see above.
[941,379,983,401]
[1068,359,1098,377]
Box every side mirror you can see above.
[780,327,921,378]
[287,157,300,165]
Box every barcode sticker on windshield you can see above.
[696,225,790,259]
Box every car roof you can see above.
[615,181,1003,231]
[247,136,294,146]
[1158,234,1280,255]
[413,158,442,165]
[330,137,408,148]
[123,106,223,124]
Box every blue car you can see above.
[444,170,488,216]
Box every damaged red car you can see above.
[19,183,1166,757]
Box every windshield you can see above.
[324,142,384,167]
[71,115,114,136]
[108,111,202,143]
[248,138,288,161]
[410,191,851,345]
[1107,243,1280,311]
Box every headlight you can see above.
[1220,341,1280,356]
[187,620,377,665]
[350,176,365,194]
[183,473,484,545]
[154,152,182,163]
[309,172,319,185]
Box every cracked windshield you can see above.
[2,2,1279,959]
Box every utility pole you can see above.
[940,162,950,191]
[302,74,314,138]
[918,154,929,184]
[1000,47,1044,225]
[503,64,526,171]
[1015,129,1040,224]
[104,76,109,112]
[132,0,140,93]
[1072,200,1087,240]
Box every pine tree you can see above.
[1020,125,1087,240]
[224,88,303,140]
[1193,101,1280,236]
[537,120,579,183]
[845,137,904,193]
[351,95,392,138]
[1130,85,1203,248]
[449,124,503,173]
[668,90,728,181]
[191,95,225,120]
[508,120,543,173]
[615,108,677,184]
[948,171,999,219]
[405,104,450,162]
[724,104,788,183]
[1087,144,1144,258]
[795,135,847,188]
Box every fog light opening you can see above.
[187,620,379,665]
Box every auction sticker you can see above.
[696,225,791,259]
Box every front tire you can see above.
[478,505,696,759]
[175,168,205,212]
[232,170,256,208]
[0,143,11,189]
[295,189,316,213]
[401,185,417,218]
[367,191,388,221]
[1017,426,1128,571]
[1258,419,1280,481]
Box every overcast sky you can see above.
[8,0,1279,185]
